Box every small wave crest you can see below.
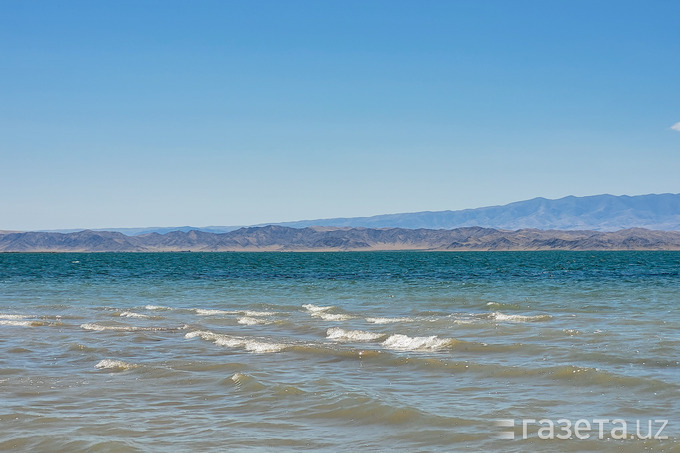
[238,317,272,326]
[95,359,139,371]
[195,309,278,317]
[311,312,354,321]
[226,372,266,391]
[490,312,552,322]
[365,317,413,324]
[0,320,44,327]
[119,311,150,319]
[145,305,171,311]
[185,330,287,353]
[195,309,232,316]
[0,314,31,320]
[302,304,334,313]
[242,310,279,317]
[381,334,455,351]
[326,327,386,342]
[81,323,186,332]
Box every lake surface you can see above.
[0,252,678,451]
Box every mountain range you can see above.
[40,193,680,235]
[271,193,680,231]
[3,226,680,252]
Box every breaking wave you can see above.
[365,317,413,324]
[381,334,455,351]
[81,323,186,332]
[490,312,552,322]
[119,311,150,319]
[95,359,139,371]
[185,330,288,353]
[326,327,386,342]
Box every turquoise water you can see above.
[0,252,678,451]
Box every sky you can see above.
[1,0,679,230]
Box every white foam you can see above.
[238,317,272,326]
[326,327,385,342]
[0,320,35,327]
[195,309,233,316]
[242,310,278,317]
[81,323,185,332]
[0,314,31,320]
[365,317,413,324]
[231,372,248,383]
[491,312,552,322]
[311,312,354,321]
[95,359,138,370]
[381,334,454,351]
[302,304,334,313]
[145,305,171,311]
[185,330,287,353]
[119,311,149,319]
[194,309,277,318]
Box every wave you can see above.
[365,317,413,324]
[241,310,279,317]
[81,323,186,332]
[145,305,171,311]
[490,312,552,322]
[195,309,232,316]
[381,334,455,351]
[95,359,139,371]
[119,311,150,319]
[238,317,273,326]
[326,327,386,342]
[222,372,267,391]
[302,304,334,313]
[311,312,354,321]
[0,320,45,327]
[185,330,288,353]
[195,309,278,317]
[0,314,32,320]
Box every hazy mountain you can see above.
[40,226,241,235]
[31,193,680,235]
[2,226,680,252]
[272,193,680,231]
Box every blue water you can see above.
[0,252,678,451]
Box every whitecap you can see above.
[0,314,31,320]
[326,327,385,342]
[242,310,278,317]
[311,312,354,321]
[365,317,413,324]
[381,334,454,351]
[238,317,272,326]
[185,330,287,353]
[119,311,149,319]
[195,309,234,316]
[491,312,552,322]
[302,304,334,313]
[81,323,185,332]
[145,305,171,311]
[0,320,35,327]
[95,359,138,370]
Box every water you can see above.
[0,251,678,451]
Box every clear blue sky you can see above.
[1,0,679,230]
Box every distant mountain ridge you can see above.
[2,226,680,252]
[36,193,680,235]
[272,193,680,231]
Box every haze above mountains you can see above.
[41,193,680,235]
